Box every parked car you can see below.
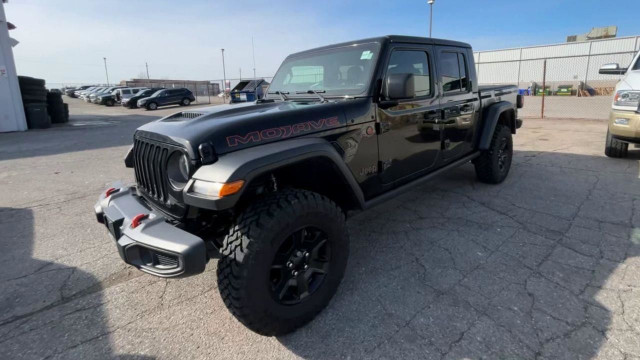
[75,86,99,98]
[90,86,125,103]
[113,87,148,103]
[599,52,640,158]
[137,88,195,110]
[95,35,523,336]
[121,87,165,108]
[95,92,118,106]
[67,85,93,97]
[79,87,105,100]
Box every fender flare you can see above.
[182,138,365,211]
[478,101,516,150]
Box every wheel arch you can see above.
[478,101,517,150]
[183,138,365,213]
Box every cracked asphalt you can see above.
[1,99,640,359]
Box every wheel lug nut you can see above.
[296,251,302,257]
[292,271,298,276]
[304,265,308,270]
[304,252,309,258]
[287,262,293,268]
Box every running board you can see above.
[363,152,480,210]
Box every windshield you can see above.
[268,42,380,98]
[151,90,164,97]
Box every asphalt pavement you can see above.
[1,98,639,359]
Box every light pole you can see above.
[428,0,435,38]
[103,57,110,85]
[221,49,227,103]
[145,62,150,79]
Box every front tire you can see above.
[180,98,191,106]
[217,189,349,336]
[106,99,115,107]
[474,124,513,184]
[605,129,628,158]
[146,102,158,110]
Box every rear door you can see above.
[376,45,442,185]
[436,47,479,160]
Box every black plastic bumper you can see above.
[94,186,207,278]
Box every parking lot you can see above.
[0,98,639,359]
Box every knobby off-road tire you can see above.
[217,188,349,336]
[605,129,628,158]
[474,124,513,184]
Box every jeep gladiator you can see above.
[95,35,523,336]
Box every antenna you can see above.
[252,36,257,79]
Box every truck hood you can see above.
[135,100,355,157]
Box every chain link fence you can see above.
[474,36,640,120]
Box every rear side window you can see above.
[440,51,469,94]
[386,50,431,98]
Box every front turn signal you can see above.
[191,179,245,198]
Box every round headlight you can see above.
[167,152,190,190]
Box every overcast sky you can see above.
[5,0,640,86]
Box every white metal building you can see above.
[473,35,640,89]
[0,0,26,132]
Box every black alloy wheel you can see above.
[269,226,330,305]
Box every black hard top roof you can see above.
[289,35,471,57]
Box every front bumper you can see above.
[94,186,207,278]
[609,110,640,140]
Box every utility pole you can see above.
[145,62,150,79]
[428,0,435,38]
[103,57,110,85]
[252,36,257,79]
[221,49,227,103]
[239,68,242,80]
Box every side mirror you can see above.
[385,73,416,100]
[599,63,627,75]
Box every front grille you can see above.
[133,137,171,203]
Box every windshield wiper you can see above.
[296,90,327,103]
[268,91,289,101]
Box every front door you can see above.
[436,47,478,160]
[377,46,442,185]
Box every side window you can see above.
[440,51,469,94]
[386,50,431,98]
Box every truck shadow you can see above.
[0,207,155,360]
[278,149,640,359]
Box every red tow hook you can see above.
[130,213,149,229]
[105,187,120,197]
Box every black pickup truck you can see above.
[95,35,523,336]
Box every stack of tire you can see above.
[18,76,50,129]
[46,91,69,124]
[19,76,70,129]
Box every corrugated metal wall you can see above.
[474,36,640,86]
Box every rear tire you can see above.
[604,129,628,158]
[474,124,513,184]
[217,189,349,336]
